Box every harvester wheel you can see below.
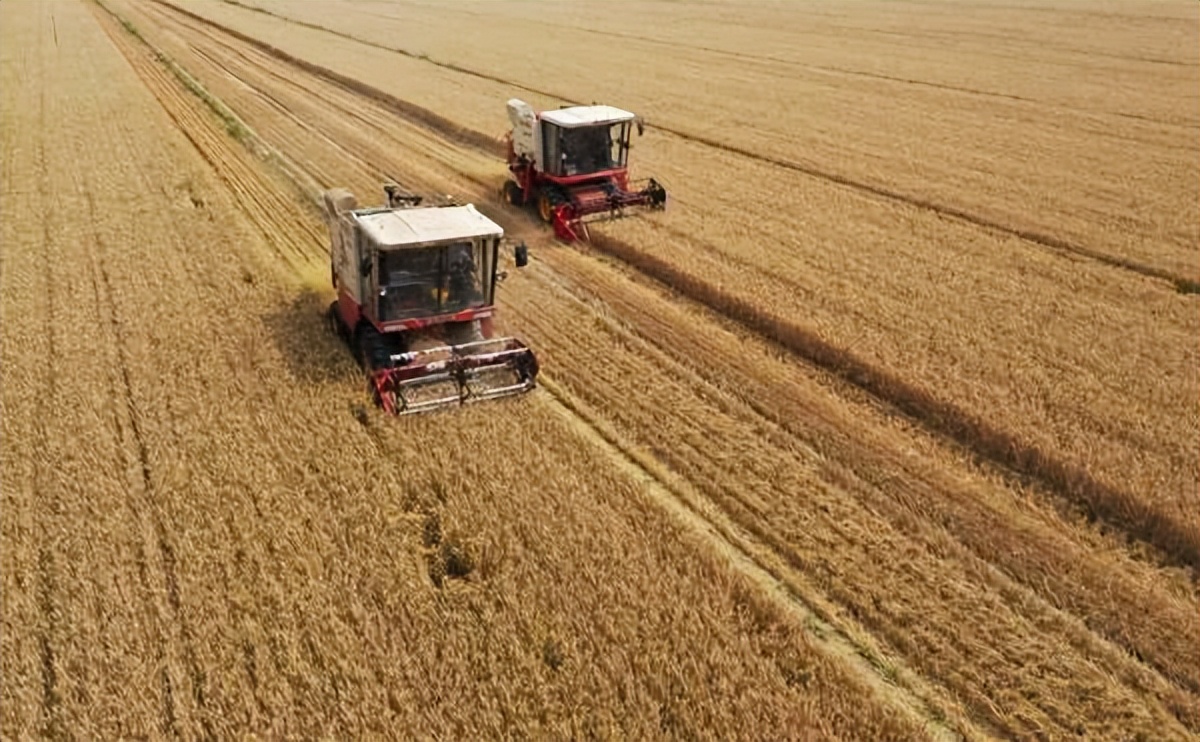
[355,325,388,372]
[537,190,556,224]
[503,180,525,207]
[327,301,346,340]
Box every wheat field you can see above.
[2,0,1197,739]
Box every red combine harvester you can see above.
[502,98,667,242]
[322,183,539,415]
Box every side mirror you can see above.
[636,119,645,137]
[496,271,509,283]
[514,242,529,268]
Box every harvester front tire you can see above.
[537,191,556,224]
[355,325,388,372]
[327,301,347,340]
[503,180,525,207]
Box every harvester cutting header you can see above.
[323,183,538,415]
[503,98,667,241]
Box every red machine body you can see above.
[503,99,667,241]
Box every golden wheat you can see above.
[5,0,1198,738]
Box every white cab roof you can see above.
[354,204,503,247]
[540,105,636,128]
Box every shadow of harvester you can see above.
[261,288,359,387]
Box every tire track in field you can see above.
[160,0,1198,289]
[140,0,1199,575]
[75,170,184,737]
[111,272,217,736]
[92,7,982,738]
[32,548,62,739]
[82,7,231,736]
[32,49,66,739]
[79,189,183,738]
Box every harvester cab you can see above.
[322,184,538,415]
[503,98,667,242]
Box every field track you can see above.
[3,0,1197,739]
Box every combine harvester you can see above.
[323,183,539,415]
[502,99,667,242]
